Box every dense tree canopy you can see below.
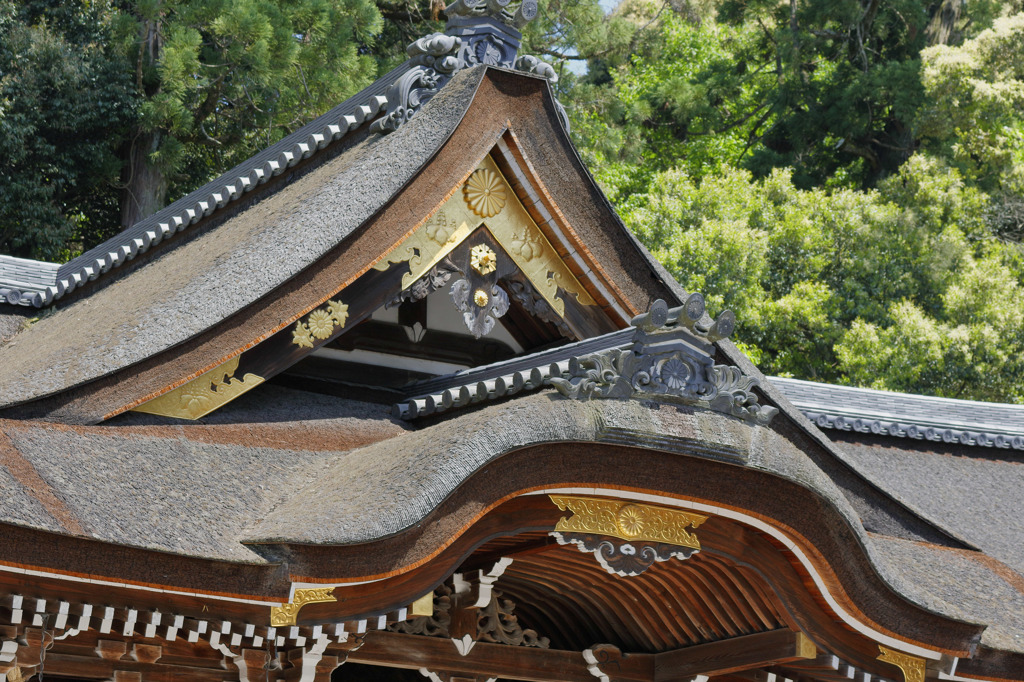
[2,0,1023,402]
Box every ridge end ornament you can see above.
[878,646,926,682]
[549,495,707,577]
[371,2,539,134]
[269,587,337,627]
[548,298,778,424]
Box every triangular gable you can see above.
[131,149,630,420]
[0,67,679,424]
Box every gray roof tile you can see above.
[771,377,1024,450]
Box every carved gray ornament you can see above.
[370,34,462,134]
[506,279,573,338]
[371,2,532,134]
[386,261,459,309]
[514,55,557,83]
[369,0,573,135]
[549,298,778,425]
[446,0,539,29]
[451,279,510,338]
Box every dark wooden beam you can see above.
[27,652,234,681]
[340,629,814,682]
[342,630,653,682]
[654,630,815,682]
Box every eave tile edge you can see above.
[0,92,391,308]
[801,410,1024,451]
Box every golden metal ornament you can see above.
[463,168,507,217]
[550,496,706,549]
[131,356,264,420]
[877,646,926,682]
[292,299,349,348]
[269,587,337,627]
[473,289,490,307]
[410,592,434,618]
[470,244,498,275]
[373,155,595,317]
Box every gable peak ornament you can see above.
[370,0,564,134]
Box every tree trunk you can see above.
[119,130,167,230]
[925,0,963,46]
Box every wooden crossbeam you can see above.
[343,629,814,682]
[655,630,816,681]
[21,652,233,681]
[346,630,640,682]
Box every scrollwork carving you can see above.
[477,590,548,648]
[389,585,453,638]
[388,583,548,649]
[548,299,778,424]
[386,261,459,309]
[708,365,776,424]
[451,279,510,338]
[553,532,698,577]
[506,280,573,338]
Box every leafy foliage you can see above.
[3,0,1024,401]
[0,0,136,260]
[621,155,1023,401]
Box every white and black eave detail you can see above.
[804,411,1024,451]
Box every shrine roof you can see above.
[0,60,411,308]
[0,67,488,411]
[0,384,1022,654]
[0,386,408,562]
[836,439,1024,578]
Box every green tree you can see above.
[620,155,1024,400]
[118,0,382,229]
[0,0,136,260]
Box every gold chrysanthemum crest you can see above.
[550,495,706,549]
[463,169,507,218]
[470,244,498,275]
[292,299,349,348]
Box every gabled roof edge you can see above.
[0,5,563,309]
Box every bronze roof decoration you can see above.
[0,1,1022,681]
[548,298,778,424]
